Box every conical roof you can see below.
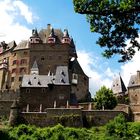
[112,75,127,95]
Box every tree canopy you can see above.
[73,0,140,62]
[94,86,117,109]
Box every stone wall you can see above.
[130,104,140,112]
[0,101,14,117]
[21,108,83,127]
[82,110,128,127]
[0,91,19,117]
[0,90,19,100]
[114,104,130,114]
[18,109,129,128]
[133,112,140,122]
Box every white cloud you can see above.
[0,0,34,43]
[13,0,33,24]
[77,50,115,96]
[77,36,140,97]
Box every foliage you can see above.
[106,114,128,138]
[73,0,140,62]
[94,86,117,109]
[2,119,140,140]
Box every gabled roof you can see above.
[13,40,29,51]
[112,75,127,94]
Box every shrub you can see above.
[106,114,128,138]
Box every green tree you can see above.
[94,86,117,109]
[73,0,140,62]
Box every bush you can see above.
[106,114,128,138]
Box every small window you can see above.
[42,88,45,93]
[12,68,17,73]
[20,67,26,73]
[11,77,14,82]
[24,51,28,55]
[12,60,17,65]
[73,74,78,79]
[20,59,27,65]
[41,57,45,61]
[26,88,30,93]
[19,77,23,81]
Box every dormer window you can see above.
[48,28,56,44]
[29,28,42,44]
[28,80,32,85]
[62,29,71,44]
[62,38,71,44]
[61,70,65,76]
[60,78,65,83]
[29,38,41,44]
[48,37,56,43]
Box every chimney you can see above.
[47,24,51,30]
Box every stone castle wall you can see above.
[114,104,130,114]
[22,108,83,127]
[19,109,128,127]
[82,110,128,127]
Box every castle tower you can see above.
[29,28,42,44]
[9,100,20,126]
[62,29,71,44]
[128,71,140,105]
[112,74,127,96]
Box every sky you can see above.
[0,0,140,96]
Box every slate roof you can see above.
[112,75,127,94]
[21,75,54,87]
[54,66,69,85]
[13,40,29,51]
[21,66,70,87]
[0,41,16,52]
[39,28,63,44]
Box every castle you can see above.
[0,25,140,127]
[0,24,91,111]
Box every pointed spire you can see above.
[112,74,127,96]
[30,60,39,75]
[49,28,55,37]
[32,28,38,37]
[63,29,69,37]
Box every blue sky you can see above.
[0,0,140,96]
